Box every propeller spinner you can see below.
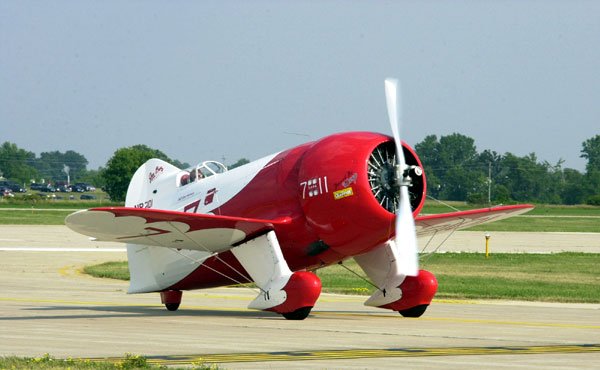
[384,78,419,276]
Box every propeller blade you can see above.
[384,79,403,163]
[396,186,419,276]
[384,78,419,276]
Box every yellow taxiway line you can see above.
[83,344,600,366]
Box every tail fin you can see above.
[124,158,206,293]
[125,158,181,208]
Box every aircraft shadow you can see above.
[1,304,281,321]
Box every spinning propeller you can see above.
[384,78,419,277]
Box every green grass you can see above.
[0,192,120,209]
[467,215,600,232]
[422,201,600,216]
[0,194,121,224]
[419,252,600,302]
[1,198,598,231]
[84,253,600,303]
[83,262,130,281]
[421,201,600,232]
[0,353,220,369]
[0,209,74,225]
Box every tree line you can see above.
[1,134,599,205]
[415,133,600,205]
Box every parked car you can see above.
[0,181,26,193]
[75,183,96,192]
[8,184,26,193]
[80,194,96,200]
[30,183,45,191]
[69,184,86,192]
[0,187,14,197]
[56,185,72,192]
[39,185,56,193]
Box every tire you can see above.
[399,304,428,318]
[282,306,312,320]
[165,302,180,311]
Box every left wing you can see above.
[65,207,291,253]
[415,204,534,237]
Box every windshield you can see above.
[179,161,227,187]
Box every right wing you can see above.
[65,207,291,253]
[415,204,534,237]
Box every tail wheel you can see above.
[399,304,429,318]
[281,306,312,320]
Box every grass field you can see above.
[422,201,599,214]
[1,198,598,231]
[84,253,600,303]
[0,353,218,370]
[467,215,600,232]
[0,197,121,225]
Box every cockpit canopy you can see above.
[179,161,227,186]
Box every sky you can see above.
[1,1,599,171]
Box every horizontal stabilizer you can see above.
[65,207,291,253]
[415,204,533,237]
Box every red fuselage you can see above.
[169,132,426,290]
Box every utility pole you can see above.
[487,162,492,205]
[63,164,70,186]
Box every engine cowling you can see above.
[298,132,426,258]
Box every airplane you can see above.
[66,79,533,320]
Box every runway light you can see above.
[485,232,491,258]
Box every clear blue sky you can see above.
[1,1,599,171]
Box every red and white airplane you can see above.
[66,79,532,320]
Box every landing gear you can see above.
[399,304,428,318]
[281,306,313,320]
[160,290,182,312]
[165,302,180,311]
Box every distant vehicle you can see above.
[69,184,85,192]
[0,187,14,197]
[9,184,26,193]
[39,185,56,193]
[30,183,45,191]
[56,185,72,193]
[80,194,96,200]
[75,183,96,192]
[0,181,25,193]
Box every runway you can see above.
[1,226,599,369]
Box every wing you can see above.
[65,207,291,253]
[415,204,533,237]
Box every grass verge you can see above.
[0,209,74,225]
[1,201,598,232]
[466,215,600,232]
[0,353,220,369]
[84,253,600,303]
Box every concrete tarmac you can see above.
[1,226,599,369]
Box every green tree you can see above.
[77,168,106,188]
[229,158,250,169]
[561,168,587,205]
[415,133,485,201]
[414,135,442,198]
[581,135,600,203]
[102,145,174,202]
[35,150,88,184]
[581,135,600,173]
[0,142,38,184]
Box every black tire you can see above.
[399,304,428,318]
[165,302,180,311]
[282,306,312,320]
